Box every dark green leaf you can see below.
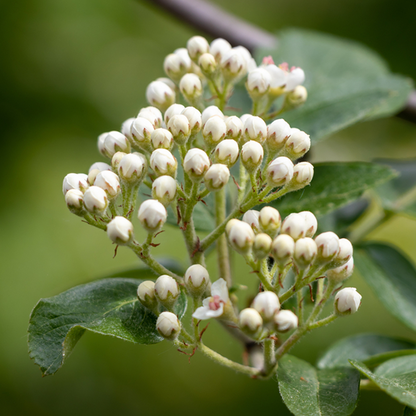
[363,350,416,369]
[317,334,416,369]
[350,360,416,409]
[403,406,416,415]
[28,277,187,376]
[278,355,360,416]
[375,356,416,378]
[270,162,396,218]
[355,243,416,332]
[166,200,215,232]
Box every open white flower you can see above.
[192,278,229,320]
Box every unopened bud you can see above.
[94,171,120,199]
[142,106,163,126]
[241,140,264,172]
[183,148,210,182]
[111,152,127,170]
[199,53,217,75]
[221,50,246,80]
[214,139,239,167]
[225,116,243,141]
[107,216,134,245]
[244,116,267,144]
[164,53,189,81]
[137,110,160,129]
[294,238,317,269]
[164,104,185,125]
[181,106,202,134]
[274,310,298,333]
[156,77,177,91]
[155,274,179,307]
[252,291,280,321]
[121,118,135,142]
[210,38,232,63]
[152,175,177,206]
[281,213,307,241]
[288,162,314,190]
[299,211,318,238]
[202,106,224,126]
[98,133,108,157]
[284,128,310,160]
[151,128,174,150]
[65,189,84,214]
[315,232,340,262]
[334,287,361,316]
[103,131,131,157]
[247,68,271,97]
[156,311,181,340]
[225,219,241,235]
[259,207,281,237]
[138,199,167,232]
[137,281,157,311]
[239,308,263,338]
[228,221,255,254]
[89,162,112,173]
[131,117,154,146]
[118,153,146,183]
[83,186,108,214]
[187,36,210,61]
[204,164,230,191]
[286,85,307,107]
[327,258,354,283]
[253,233,272,260]
[266,157,294,187]
[146,81,176,111]
[63,173,89,195]
[203,116,227,147]
[266,119,291,152]
[242,210,260,233]
[167,114,191,145]
[333,239,354,266]
[184,264,210,297]
[271,234,295,266]
[150,149,177,177]
[179,73,203,102]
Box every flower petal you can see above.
[211,278,229,302]
[192,306,211,320]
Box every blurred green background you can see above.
[2,0,416,414]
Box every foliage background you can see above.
[1,0,416,414]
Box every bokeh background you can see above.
[2,0,416,414]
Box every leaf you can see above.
[317,334,416,369]
[107,258,184,278]
[350,360,416,409]
[270,162,396,218]
[404,406,416,415]
[256,29,412,143]
[28,277,187,376]
[277,355,360,416]
[375,356,416,378]
[355,243,416,332]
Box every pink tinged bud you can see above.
[183,148,211,181]
[210,38,232,62]
[259,206,281,237]
[146,81,176,111]
[202,116,227,147]
[201,106,224,126]
[299,211,318,238]
[151,128,174,150]
[244,116,267,144]
[181,106,202,134]
[150,149,177,177]
[315,232,340,261]
[156,312,181,340]
[262,56,274,65]
[131,117,154,145]
[241,140,264,172]
[215,139,239,166]
[271,234,295,265]
[284,128,310,160]
[118,153,146,183]
[106,216,134,245]
[152,175,177,206]
[62,173,89,195]
[247,68,271,95]
[83,186,108,214]
[327,257,354,283]
[164,104,185,125]
[138,199,167,232]
[334,287,361,316]
[274,310,298,332]
[266,119,291,152]
[228,221,255,254]
[204,164,230,191]
[94,171,121,199]
[281,213,307,241]
[242,210,260,233]
[252,291,280,321]
[266,157,294,187]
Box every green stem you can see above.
[308,314,337,330]
[83,212,109,231]
[238,162,248,203]
[244,255,274,291]
[263,338,276,375]
[297,290,304,326]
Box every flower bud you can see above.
[156,311,181,340]
[88,170,99,187]
[252,291,280,321]
[225,116,243,141]
[94,171,121,199]
[83,186,108,214]
[259,207,281,237]
[214,139,239,167]
[98,132,108,157]
[152,175,177,206]
[241,140,264,172]
[334,287,362,316]
[201,106,224,126]
[253,233,272,260]
[315,232,340,262]
[244,116,267,144]
[284,128,311,160]
[121,118,135,142]
[242,210,260,233]
[138,199,167,232]
[150,128,174,150]
[247,68,271,96]
[137,281,158,311]
[266,157,294,187]
[221,49,247,79]
[225,218,241,235]
[65,189,84,214]
[107,216,134,245]
[184,264,210,297]
[141,106,163,126]
[150,149,177,177]
[234,46,255,72]
[266,119,291,152]
[281,213,307,241]
[202,116,227,147]
[156,77,177,91]
[271,234,295,266]
[288,162,314,190]
[327,258,354,283]
[167,114,191,145]
[240,114,253,125]
[155,274,179,305]
[118,153,146,183]
[199,53,217,75]
[183,148,210,182]
[285,67,305,91]
[204,164,230,191]
[164,53,189,81]
[164,104,185,125]
[264,64,286,95]
[294,238,317,269]
[181,106,202,134]
[146,81,176,111]
[228,221,255,254]
[239,308,263,338]
[333,239,354,266]
[62,173,89,195]
[89,162,112,174]
[111,152,127,170]
[286,85,308,107]
[137,110,160,129]
[173,48,192,69]
[187,36,210,61]
[179,73,203,102]
[210,38,232,63]
[102,131,130,157]
[131,117,154,146]
[299,211,318,238]
[274,310,298,333]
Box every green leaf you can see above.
[277,355,360,416]
[107,258,184,278]
[317,334,416,369]
[166,201,215,232]
[375,356,416,378]
[403,406,416,415]
[270,162,396,218]
[257,29,412,143]
[355,243,416,333]
[28,277,187,376]
[350,360,416,409]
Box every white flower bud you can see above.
[156,311,181,341]
[241,140,264,172]
[285,67,305,91]
[289,162,314,190]
[131,117,154,146]
[242,210,260,233]
[83,186,108,214]
[152,175,177,206]
[266,157,294,187]
[146,81,176,111]
[284,128,311,160]
[107,216,134,245]
[150,128,174,150]
[299,211,318,238]
[98,132,108,157]
[62,173,89,195]
[244,116,267,144]
[187,36,210,61]
[253,233,273,260]
[89,162,112,173]
[118,153,146,183]
[183,148,211,182]
[252,291,280,321]
[174,48,192,68]
[240,114,253,125]
[234,46,255,71]
[155,275,179,305]
[225,116,243,141]
[167,114,191,145]
[137,281,157,310]
[138,199,167,232]
[142,106,163,126]
[327,239,354,269]
[214,139,239,167]
[247,68,271,96]
[94,171,120,199]
[199,53,217,75]
[202,106,224,126]
[164,104,185,125]
[327,257,354,283]
[102,131,130,157]
[150,149,177,177]
[138,109,161,129]
[65,189,84,214]
[210,38,232,62]
[334,287,362,316]
[259,207,281,237]
[121,118,135,142]
[264,64,287,93]
[88,169,100,187]
[204,163,230,191]
[286,85,308,107]
[184,264,210,296]
[294,238,317,269]
[156,77,177,91]
[164,53,189,81]
[181,106,202,134]
[228,221,255,254]
[179,73,202,101]
[202,116,227,147]
[266,119,291,152]
[111,152,126,170]
[315,232,340,262]
[239,308,263,337]
[271,234,295,266]
[221,49,247,79]
[225,218,241,235]
[281,213,307,241]
[274,310,298,333]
